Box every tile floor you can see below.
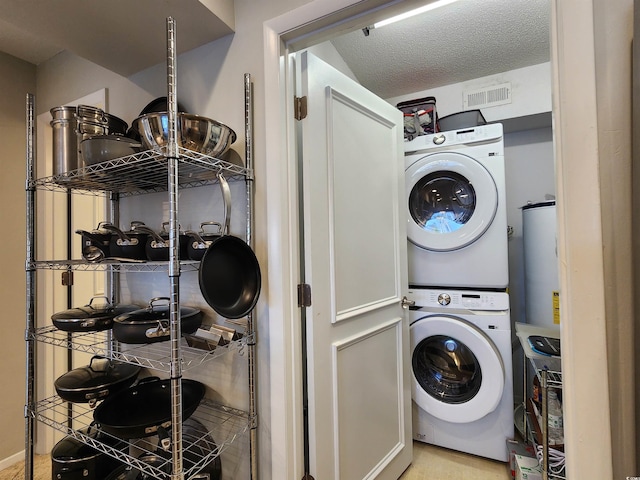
[1,443,511,480]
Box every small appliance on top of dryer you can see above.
[404,123,508,289]
[408,287,514,461]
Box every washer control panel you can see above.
[408,288,509,311]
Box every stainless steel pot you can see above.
[50,105,128,175]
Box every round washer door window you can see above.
[410,314,504,423]
[405,152,498,252]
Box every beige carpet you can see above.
[0,455,50,480]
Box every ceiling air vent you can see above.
[463,82,511,109]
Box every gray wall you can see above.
[0,51,36,462]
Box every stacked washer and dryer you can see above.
[404,123,513,462]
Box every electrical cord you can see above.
[535,444,566,477]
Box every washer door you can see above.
[406,151,498,251]
[410,314,504,423]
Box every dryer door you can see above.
[410,314,504,423]
[405,151,498,251]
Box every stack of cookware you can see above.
[50,97,238,175]
[48,294,220,479]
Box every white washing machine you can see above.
[408,287,514,461]
[405,123,508,289]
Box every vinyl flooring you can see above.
[400,441,512,479]
[1,442,510,480]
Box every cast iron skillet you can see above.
[198,173,261,319]
[54,356,141,406]
[93,377,205,439]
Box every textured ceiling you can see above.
[330,0,551,99]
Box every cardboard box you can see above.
[515,454,542,480]
[506,438,536,479]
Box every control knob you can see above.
[437,293,451,306]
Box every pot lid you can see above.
[51,298,139,322]
[113,297,200,325]
[54,358,141,392]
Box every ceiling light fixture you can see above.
[373,0,460,29]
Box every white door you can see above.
[297,51,412,480]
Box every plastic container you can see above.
[438,109,486,132]
[547,389,564,445]
[396,96,437,139]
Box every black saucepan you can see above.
[93,377,206,439]
[132,222,190,261]
[51,296,140,332]
[198,173,261,319]
[103,418,222,480]
[185,222,223,261]
[112,297,202,344]
[102,221,149,260]
[54,356,141,406]
[52,425,128,480]
[76,222,113,261]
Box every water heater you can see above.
[522,201,560,329]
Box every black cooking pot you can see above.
[185,222,223,261]
[76,222,112,261]
[102,419,222,480]
[102,221,149,260]
[51,425,127,480]
[104,452,168,480]
[133,222,190,261]
[93,377,206,439]
[54,356,141,406]
[51,296,140,332]
[112,297,202,344]
[182,418,223,479]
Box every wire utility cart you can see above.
[516,323,565,480]
[24,18,258,480]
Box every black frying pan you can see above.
[198,173,261,319]
[93,377,205,439]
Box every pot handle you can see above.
[147,297,171,312]
[75,229,106,243]
[217,172,231,235]
[184,230,207,247]
[86,295,111,308]
[161,221,183,234]
[88,355,112,373]
[101,223,131,242]
[132,224,165,244]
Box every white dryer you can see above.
[405,123,508,289]
[408,287,513,461]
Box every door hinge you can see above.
[298,283,312,307]
[294,96,308,120]
[61,270,74,286]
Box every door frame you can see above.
[263,1,616,479]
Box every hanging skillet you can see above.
[198,173,261,319]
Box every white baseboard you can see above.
[0,450,24,471]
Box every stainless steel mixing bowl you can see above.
[131,112,236,158]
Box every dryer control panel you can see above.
[408,288,509,312]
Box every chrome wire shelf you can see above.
[529,356,563,388]
[30,146,252,197]
[32,325,251,372]
[31,258,201,272]
[31,395,250,480]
